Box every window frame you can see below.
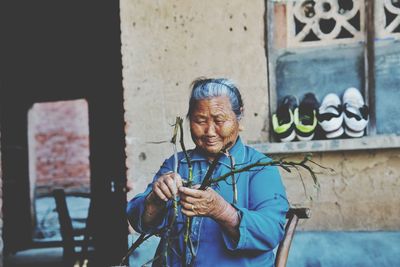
[261,0,400,154]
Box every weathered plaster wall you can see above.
[283,150,400,230]
[120,0,270,200]
[120,1,400,230]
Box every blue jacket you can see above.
[127,137,289,266]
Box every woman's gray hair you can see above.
[187,78,244,120]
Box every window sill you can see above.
[249,134,400,154]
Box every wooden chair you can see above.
[275,207,311,267]
[53,188,94,267]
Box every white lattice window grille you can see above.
[375,0,400,39]
[286,0,365,47]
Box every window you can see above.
[261,0,400,153]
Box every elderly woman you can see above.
[127,78,289,266]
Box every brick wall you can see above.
[29,100,90,196]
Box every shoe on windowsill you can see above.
[342,87,369,137]
[317,93,344,139]
[272,95,298,142]
[294,93,318,141]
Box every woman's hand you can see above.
[179,185,229,219]
[143,172,184,226]
[179,185,240,241]
[149,171,184,203]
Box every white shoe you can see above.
[318,93,344,133]
[345,127,365,138]
[325,126,344,139]
[342,87,369,134]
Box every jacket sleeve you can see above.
[222,163,289,252]
[126,156,175,235]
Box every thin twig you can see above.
[210,157,320,189]
[292,165,308,198]
[226,152,237,204]
[120,233,152,266]
[177,117,192,170]
[199,142,232,190]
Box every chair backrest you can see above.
[53,188,77,261]
[53,188,93,267]
[275,207,311,267]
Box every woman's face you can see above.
[190,96,240,159]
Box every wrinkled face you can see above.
[190,96,240,160]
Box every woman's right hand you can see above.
[150,171,184,203]
[143,172,183,226]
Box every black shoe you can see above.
[272,95,298,142]
[294,93,318,141]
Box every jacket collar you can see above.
[180,137,246,168]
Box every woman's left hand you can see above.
[179,185,241,241]
[179,185,229,219]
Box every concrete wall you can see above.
[120,0,400,230]
[282,150,400,230]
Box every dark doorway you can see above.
[0,1,127,266]
[27,100,91,244]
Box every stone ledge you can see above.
[250,134,400,154]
